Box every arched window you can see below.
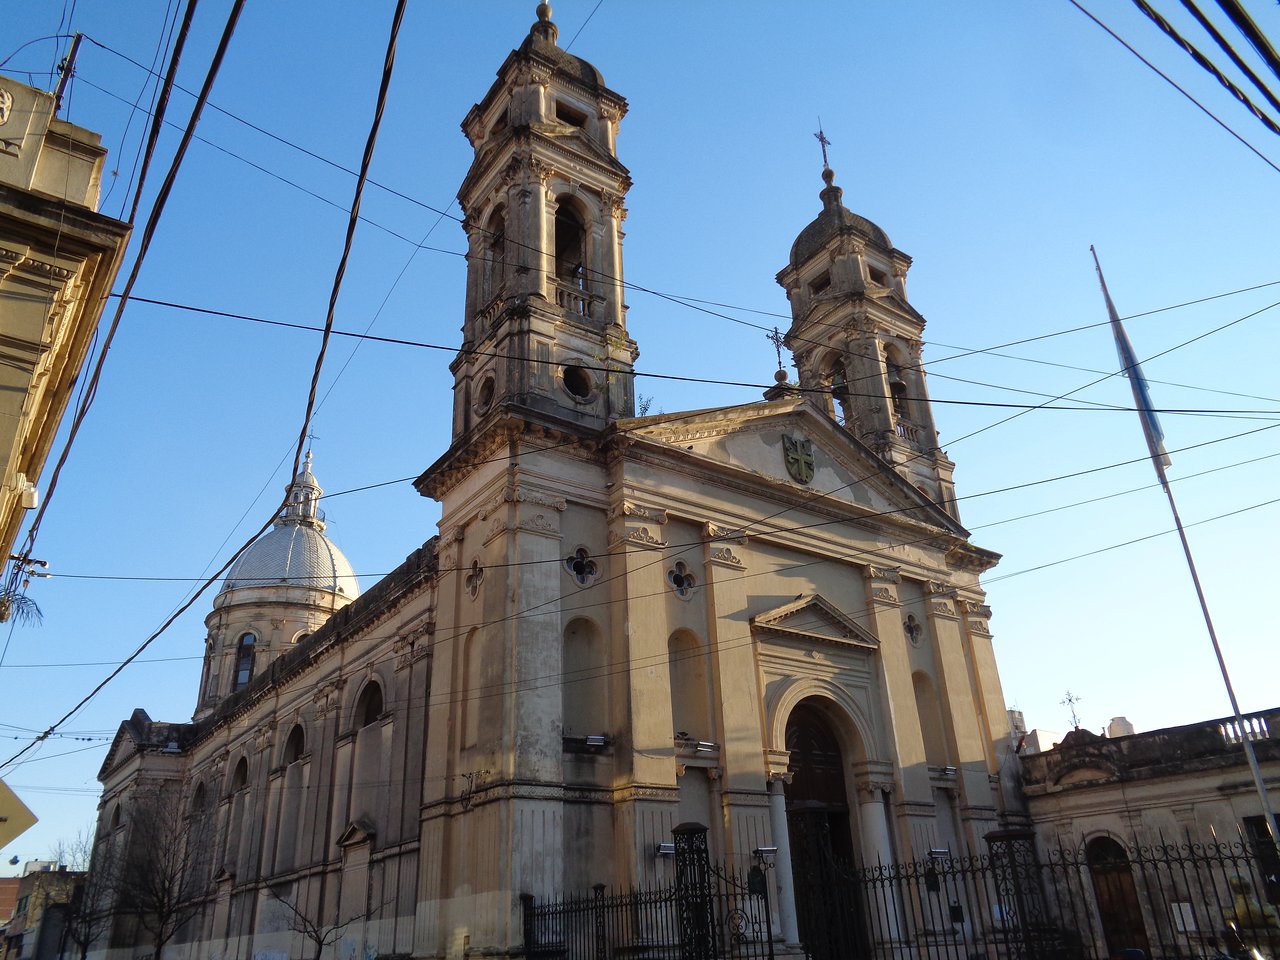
[233,633,256,692]
[109,804,122,831]
[284,725,305,764]
[356,682,383,729]
[189,782,207,815]
[554,202,587,289]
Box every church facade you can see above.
[95,7,1021,960]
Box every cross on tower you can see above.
[766,326,786,372]
[814,123,831,169]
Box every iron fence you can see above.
[844,830,1280,960]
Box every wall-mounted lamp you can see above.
[940,765,958,777]
[752,846,778,864]
[694,741,718,753]
[584,734,608,747]
[655,842,676,857]
[928,847,951,859]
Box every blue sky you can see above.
[3,1,1279,867]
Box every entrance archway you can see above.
[784,699,868,960]
[785,700,855,860]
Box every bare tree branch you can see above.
[114,787,212,960]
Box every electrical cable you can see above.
[0,0,412,776]
[113,293,1280,418]
[29,418,1280,586]
[1067,0,1280,175]
[1129,0,1280,137]
[1211,0,1280,88]
[0,0,253,773]
[1177,0,1280,117]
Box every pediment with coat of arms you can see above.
[750,594,878,649]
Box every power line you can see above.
[1177,0,1280,118]
[115,292,1280,418]
[1067,0,1280,175]
[1129,0,1280,137]
[33,419,1280,586]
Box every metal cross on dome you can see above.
[814,123,831,169]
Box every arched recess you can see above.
[483,205,507,303]
[227,756,251,873]
[461,629,483,751]
[276,724,307,872]
[1086,836,1150,956]
[351,680,386,826]
[563,617,607,739]
[668,629,712,742]
[283,724,306,765]
[553,195,590,290]
[911,671,951,767]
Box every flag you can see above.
[1091,247,1172,471]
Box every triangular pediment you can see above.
[751,594,878,649]
[337,819,376,848]
[620,398,965,536]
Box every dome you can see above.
[219,453,360,601]
[789,167,892,266]
[518,3,605,91]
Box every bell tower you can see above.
[450,2,637,446]
[776,165,959,516]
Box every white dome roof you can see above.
[219,453,360,601]
[222,522,360,597]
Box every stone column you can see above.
[766,775,800,944]
[855,773,904,943]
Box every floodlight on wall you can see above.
[694,741,718,753]
[752,847,778,864]
[928,848,951,859]
[655,843,676,857]
[584,734,608,747]
[940,765,958,777]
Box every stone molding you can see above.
[608,526,666,550]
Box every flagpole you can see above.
[1092,247,1278,847]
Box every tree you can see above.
[266,884,388,960]
[55,827,119,960]
[114,787,212,960]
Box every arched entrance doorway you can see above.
[1087,836,1149,957]
[784,699,867,960]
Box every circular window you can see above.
[562,364,593,400]
[474,374,496,414]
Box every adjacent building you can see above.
[0,74,130,567]
[94,7,1020,960]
